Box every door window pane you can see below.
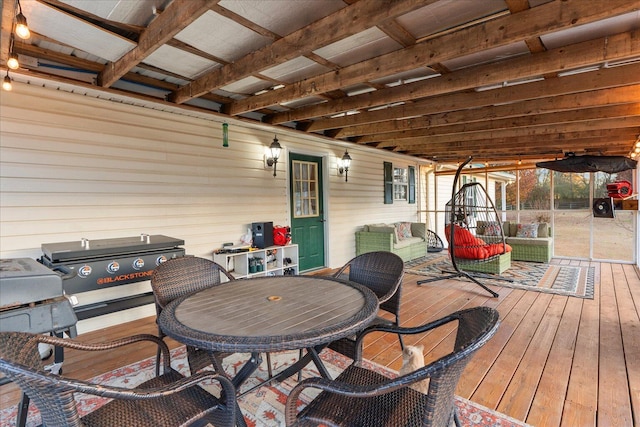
[293,160,319,218]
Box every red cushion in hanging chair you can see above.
[445,224,511,260]
[453,245,489,259]
[486,243,512,257]
[445,224,486,246]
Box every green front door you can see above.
[289,153,325,271]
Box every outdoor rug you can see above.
[1,345,531,427]
[405,255,595,299]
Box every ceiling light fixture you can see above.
[265,136,282,177]
[338,150,352,182]
[3,72,13,91]
[14,0,30,40]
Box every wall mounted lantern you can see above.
[265,135,282,177]
[338,150,351,182]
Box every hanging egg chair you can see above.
[418,157,512,297]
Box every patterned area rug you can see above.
[1,346,531,427]
[406,255,595,299]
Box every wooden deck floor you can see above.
[1,259,638,426]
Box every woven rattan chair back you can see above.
[328,251,405,358]
[0,331,237,427]
[151,256,236,374]
[339,251,404,317]
[286,306,500,427]
[151,256,235,309]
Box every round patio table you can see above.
[159,275,378,354]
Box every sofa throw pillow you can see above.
[395,222,412,240]
[537,222,549,238]
[516,223,538,238]
[484,222,503,236]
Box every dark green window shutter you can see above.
[384,161,393,204]
[408,166,416,204]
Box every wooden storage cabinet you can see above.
[213,244,298,281]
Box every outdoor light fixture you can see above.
[338,150,351,182]
[7,52,19,70]
[222,122,229,147]
[265,135,282,177]
[3,72,13,91]
[15,1,30,40]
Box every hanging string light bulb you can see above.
[3,72,13,91]
[15,0,31,40]
[7,52,19,70]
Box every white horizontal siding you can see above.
[1,83,430,332]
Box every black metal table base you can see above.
[211,346,330,427]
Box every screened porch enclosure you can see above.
[422,165,637,264]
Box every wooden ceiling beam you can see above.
[247,0,639,119]
[308,63,640,132]
[335,84,640,138]
[401,130,637,154]
[98,0,220,88]
[384,118,640,148]
[266,28,640,124]
[171,0,429,104]
[356,104,640,144]
[403,135,635,161]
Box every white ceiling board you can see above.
[313,27,402,67]
[442,41,529,71]
[370,68,440,86]
[540,11,640,50]
[132,66,188,86]
[175,10,272,63]
[219,0,346,37]
[260,57,330,83]
[60,0,169,26]
[219,76,272,96]
[396,0,508,39]
[212,89,246,101]
[20,0,135,62]
[143,45,220,80]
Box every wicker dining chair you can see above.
[0,331,236,427]
[151,256,236,376]
[285,306,500,427]
[151,256,273,378]
[328,251,405,359]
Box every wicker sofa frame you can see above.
[355,223,428,262]
[477,221,552,263]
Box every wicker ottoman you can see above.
[458,251,511,275]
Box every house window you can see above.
[393,167,408,201]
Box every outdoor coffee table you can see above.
[158,275,378,425]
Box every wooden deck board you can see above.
[470,292,555,409]
[597,263,633,426]
[612,263,640,425]
[496,294,567,419]
[526,295,582,427]
[561,263,600,427]
[1,258,637,427]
